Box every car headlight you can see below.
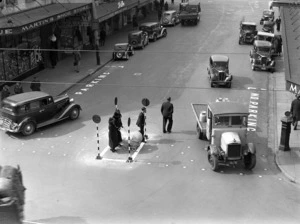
[10,122,18,130]
[70,98,74,103]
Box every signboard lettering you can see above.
[287,81,300,95]
[0,28,13,36]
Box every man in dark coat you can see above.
[108,117,119,152]
[113,109,123,145]
[161,97,174,133]
[275,17,281,32]
[14,82,24,94]
[136,107,146,142]
[30,77,41,91]
[290,94,300,130]
[100,28,106,46]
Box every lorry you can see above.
[0,165,26,224]
[191,98,256,171]
[178,2,201,25]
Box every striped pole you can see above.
[92,115,102,160]
[126,117,133,163]
[144,112,148,142]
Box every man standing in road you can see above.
[136,107,146,142]
[290,94,300,130]
[30,77,41,91]
[100,28,106,46]
[161,97,173,133]
[275,16,281,32]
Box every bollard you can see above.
[279,111,293,151]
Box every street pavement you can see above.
[2,8,300,185]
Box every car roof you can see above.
[211,55,229,62]
[3,92,50,106]
[140,22,158,27]
[241,22,256,26]
[115,43,129,47]
[128,30,143,35]
[263,9,274,13]
[209,102,249,115]
[257,31,275,37]
[254,40,272,47]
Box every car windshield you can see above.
[213,61,228,69]
[114,45,127,50]
[263,11,273,16]
[242,25,256,31]
[139,26,153,32]
[257,47,271,53]
[257,35,273,42]
[232,116,247,126]
[214,116,229,126]
[163,12,172,17]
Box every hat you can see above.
[113,109,121,118]
[167,97,171,101]
[141,107,146,111]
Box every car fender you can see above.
[58,103,81,119]
[161,28,167,36]
[18,117,37,131]
[246,142,256,154]
[209,145,219,155]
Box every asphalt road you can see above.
[1,0,300,223]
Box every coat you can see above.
[161,101,173,118]
[136,112,145,128]
[290,98,300,121]
[30,80,41,91]
[108,117,119,149]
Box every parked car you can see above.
[238,22,257,45]
[139,22,167,42]
[0,92,81,136]
[178,3,201,25]
[207,55,233,88]
[250,40,275,72]
[128,31,149,49]
[262,20,275,33]
[112,43,134,60]
[191,99,256,171]
[162,10,180,26]
[260,9,274,25]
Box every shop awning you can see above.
[0,3,91,36]
[282,6,300,95]
[96,0,152,23]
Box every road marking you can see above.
[131,142,145,161]
[248,87,257,90]
[75,92,82,95]
[133,73,142,76]
[86,84,94,87]
[98,75,106,78]
[103,72,110,75]
[100,146,110,158]
[80,88,88,92]
[91,80,99,84]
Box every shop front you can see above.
[0,3,92,84]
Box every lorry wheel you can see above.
[244,153,256,170]
[70,107,80,120]
[196,123,203,139]
[22,121,35,136]
[208,151,219,171]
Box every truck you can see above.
[0,165,26,224]
[178,2,201,25]
[191,98,256,171]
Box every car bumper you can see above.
[254,64,274,70]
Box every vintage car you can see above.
[262,20,275,33]
[178,2,201,25]
[239,22,257,44]
[162,10,180,26]
[260,9,274,25]
[139,22,167,42]
[191,99,256,171]
[128,31,149,49]
[112,43,134,60]
[207,55,233,88]
[250,40,275,72]
[0,92,81,136]
[0,165,26,222]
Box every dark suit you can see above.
[136,112,145,140]
[290,98,300,129]
[161,101,173,132]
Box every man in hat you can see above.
[161,97,174,133]
[30,77,41,91]
[136,107,146,142]
[113,109,123,146]
[14,82,24,94]
[290,94,300,130]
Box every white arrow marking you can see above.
[86,84,94,87]
[247,87,257,90]
[98,75,106,78]
[91,81,99,84]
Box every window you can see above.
[29,101,40,110]
[231,116,243,125]
[18,104,29,113]
[215,116,229,126]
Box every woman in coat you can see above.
[108,117,119,152]
[290,94,300,130]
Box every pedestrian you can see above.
[154,0,159,10]
[290,94,300,130]
[30,77,41,91]
[113,109,123,146]
[1,85,10,103]
[164,1,168,11]
[136,107,146,142]
[171,0,174,4]
[73,49,81,73]
[276,35,282,56]
[275,16,281,32]
[14,82,23,94]
[100,28,106,46]
[108,116,119,152]
[49,34,58,68]
[161,97,174,133]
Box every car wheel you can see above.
[251,64,256,71]
[196,123,203,140]
[116,52,122,59]
[70,107,80,120]
[208,151,219,171]
[163,30,167,38]
[244,153,256,170]
[21,121,35,136]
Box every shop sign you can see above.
[286,80,300,95]
[0,5,91,36]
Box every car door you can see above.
[37,97,56,123]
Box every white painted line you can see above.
[91,81,99,84]
[118,65,124,68]
[75,92,82,95]
[98,75,106,78]
[100,146,110,158]
[81,88,88,91]
[94,79,102,81]
[86,84,94,87]
[131,142,145,161]
[23,220,45,224]
[247,87,256,90]
[103,72,110,75]
[102,158,127,162]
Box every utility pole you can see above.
[92,0,101,65]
